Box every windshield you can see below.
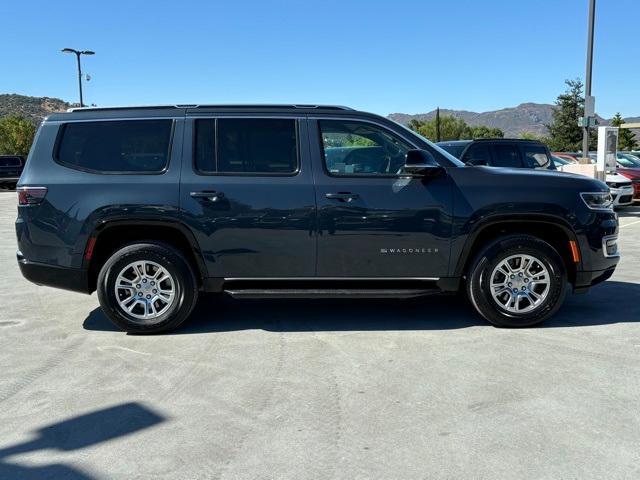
[392,121,466,167]
[552,155,570,166]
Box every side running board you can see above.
[223,288,440,299]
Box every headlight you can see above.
[580,192,613,210]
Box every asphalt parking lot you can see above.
[1,189,640,480]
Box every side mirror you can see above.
[403,149,443,176]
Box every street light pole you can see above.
[75,52,84,107]
[61,48,95,107]
[582,0,596,158]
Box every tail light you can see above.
[17,186,47,205]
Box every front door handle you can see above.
[190,191,225,202]
[325,192,360,202]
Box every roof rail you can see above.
[67,104,354,113]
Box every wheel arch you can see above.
[84,219,207,293]
[455,215,581,285]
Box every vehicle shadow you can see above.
[0,402,164,480]
[83,280,640,334]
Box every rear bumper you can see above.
[17,251,90,294]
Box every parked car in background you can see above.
[437,139,555,169]
[573,152,634,207]
[0,155,24,190]
[616,153,640,201]
[552,152,580,163]
[552,155,571,168]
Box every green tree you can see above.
[520,131,550,143]
[0,115,36,157]
[545,78,596,152]
[468,125,504,139]
[610,113,638,151]
[409,115,470,141]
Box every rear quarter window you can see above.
[56,120,173,173]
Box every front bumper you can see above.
[574,265,617,293]
[610,185,634,206]
[17,251,90,294]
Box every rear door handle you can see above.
[325,192,360,202]
[190,191,225,202]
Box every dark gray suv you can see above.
[16,105,619,333]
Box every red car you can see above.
[616,153,640,200]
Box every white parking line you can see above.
[620,219,640,228]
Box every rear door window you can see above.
[56,120,173,173]
[492,145,522,168]
[194,118,298,174]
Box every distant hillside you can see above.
[388,103,636,138]
[0,94,73,124]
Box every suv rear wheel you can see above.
[466,235,567,327]
[97,242,198,333]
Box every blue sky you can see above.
[1,0,638,117]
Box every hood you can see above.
[462,165,608,192]
[606,172,633,183]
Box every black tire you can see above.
[466,235,567,327]
[97,242,199,333]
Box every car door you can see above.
[180,114,317,278]
[310,117,452,278]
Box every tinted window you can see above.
[463,144,491,165]
[492,145,522,168]
[57,120,172,173]
[0,156,22,167]
[319,120,411,176]
[212,118,297,174]
[438,144,466,159]
[194,119,216,172]
[522,144,550,169]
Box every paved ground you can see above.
[0,189,639,480]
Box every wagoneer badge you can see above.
[380,248,438,254]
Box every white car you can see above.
[556,155,633,208]
[605,172,634,208]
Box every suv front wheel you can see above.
[97,242,199,333]
[466,235,567,327]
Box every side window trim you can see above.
[53,118,175,175]
[314,117,418,179]
[191,116,302,177]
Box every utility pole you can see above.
[61,48,95,107]
[582,0,596,160]
[436,107,441,142]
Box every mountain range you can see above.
[387,102,640,138]
[0,94,637,140]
